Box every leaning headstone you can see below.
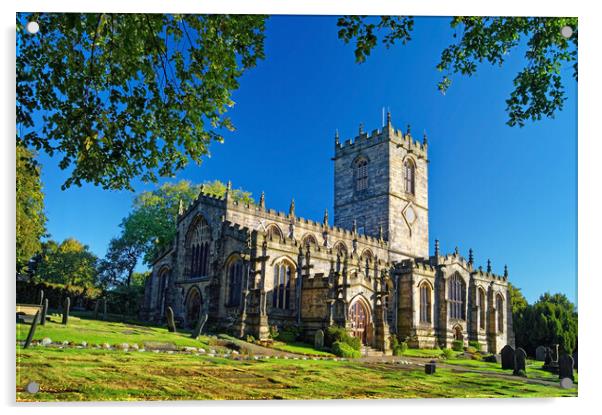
[61,297,70,325]
[37,289,44,305]
[314,329,324,349]
[501,345,515,370]
[558,353,574,381]
[40,298,48,326]
[166,306,177,333]
[552,344,559,362]
[535,345,547,361]
[23,310,41,349]
[93,300,99,319]
[191,312,208,339]
[513,347,527,376]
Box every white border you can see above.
[3,1,600,414]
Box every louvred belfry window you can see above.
[355,159,368,191]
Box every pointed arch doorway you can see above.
[349,298,371,345]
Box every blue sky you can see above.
[32,15,577,304]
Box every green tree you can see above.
[17,13,266,191]
[508,283,528,316]
[33,238,98,287]
[513,292,578,356]
[96,235,144,288]
[337,16,577,127]
[16,143,47,274]
[201,179,254,205]
[119,179,253,265]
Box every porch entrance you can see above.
[349,299,370,345]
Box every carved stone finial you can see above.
[259,191,265,209]
[289,198,295,217]
[434,239,440,256]
[423,130,428,146]
[504,264,508,278]
[406,124,411,136]
[335,129,340,145]
[178,199,184,215]
[352,219,357,234]
[226,180,232,191]
[378,224,384,240]
[454,246,459,256]
[323,208,329,226]
[387,111,391,126]
[468,248,474,264]
[487,259,492,273]
[359,123,364,135]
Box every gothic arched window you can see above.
[157,268,169,316]
[187,216,211,278]
[355,158,368,191]
[478,287,486,330]
[227,258,244,307]
[496,294,504,333]
[302,234,318,250]
[273,261,295,310]
[404,159,415,195]
[448,274,465,320]
[419,282,432,323]
[266,224,284,242]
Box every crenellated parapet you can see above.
[334,114,428,161]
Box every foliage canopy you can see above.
[16,143,47,274]
[337,16,578,127]
[17,13,266,190]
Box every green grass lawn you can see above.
[15,316,577,401]
[444,356,578,384]
[270,341,334,357]
[400,348,448,358]
[16,346,576,401]
[17,311,213,349]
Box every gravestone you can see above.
[535,345,547,361]
[558,353,574,381]
[37,289,44,305]
[166,306,177,333]
[23,310,41,349]
[61,297,70,325]
[501,345,515,370]
[40,299,48,326]
[191,312,208,339]
[483,354,500,363]
[513,347,527,376]
[544,347,552,366]
[314,329,324,349]
[425,361,436,375]
[102,297,108,320]
[93,300,99,319]
[552,344,559,362]
[573,351,578,371]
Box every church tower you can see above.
[333,113,429,261]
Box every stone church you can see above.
[141,113,514,354]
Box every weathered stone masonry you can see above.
[141,114,514,354]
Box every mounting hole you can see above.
[26,21,39,34]
[26,381,40,394]
[561,25,573,39]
